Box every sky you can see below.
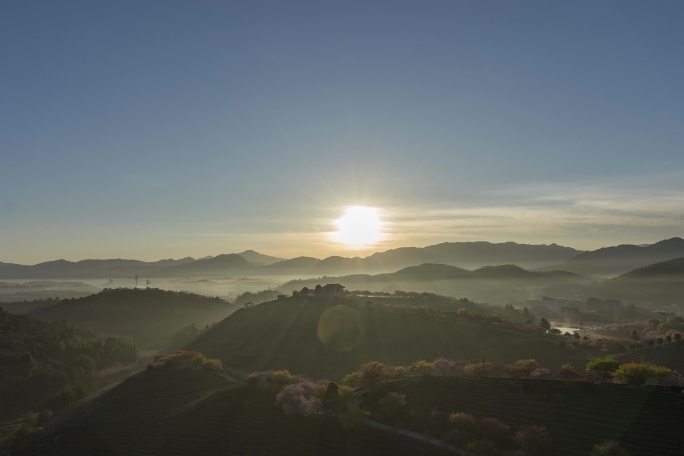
[1,1,684,263]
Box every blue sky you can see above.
[2,1,683,263]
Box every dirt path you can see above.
[365,419,465,454]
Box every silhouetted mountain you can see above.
[31,288,234,349]
[261,256,322,274]
[282,264,588,304]
[0,280,98,305]
[0,241,582,279]
[393,263,471,280]
[187,293,589,378]
[161,254,253,276]
[0,257,195,279]
[616,257,684,280]
[307,241,582,275]
[549,237,684,276]
[237,250,284,265]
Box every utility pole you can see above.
[134,275,138,288]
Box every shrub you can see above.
[379,392,406,417]
[267,370,298,386]
[530,367,550,378]
[514,425,550,454]
[246,372,260,386]
[612,363,674,386]
[432,358,457,373]
[330,385,356,412]
[591,440,631,456]
[153,351,222,371]
[505,359,539,377]
[340,371,361,388]
[449,412,477,433]
[466,439,499,456]
[275,381,323,416]
[410,359,435,375]
[356,361,393,389]
[464,362,497,376]
[555,363,581,380]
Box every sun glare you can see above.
[332,206,383,247]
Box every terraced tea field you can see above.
[376,375,684,456]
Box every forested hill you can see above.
[0,308,137,419]
[187,293,594,378]
[31,288,234,349]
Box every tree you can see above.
[356,361,393,389]
[585,357,620,378]
[275,381,323,416]
[556,363,581,380]
[539,318,551,331]
[612,362,674,386]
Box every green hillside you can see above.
[31,288,234,349]
[187,294,595,378]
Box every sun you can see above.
[332,206,383,247]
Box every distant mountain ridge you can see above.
[4,237,683,280]
[0,240,583,279]
[615,256,684,281]
[547,237,684,276]
[281,263,588,304]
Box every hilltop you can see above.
[187,293,593,378]
[30,288,234,349]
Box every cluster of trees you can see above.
[586,357,678,385]
[258,360,659,455]
[327,356,681,387]
[592,316,684,349]
[150,350,222,371]
[434,410,551,456]
[0,308,137,418]
[234,289,283,307]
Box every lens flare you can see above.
[332,206,383,247]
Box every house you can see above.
[320,283,345,295]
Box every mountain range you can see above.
[1,237,683,280]
[0,241,582,279]
[544,237,684,276]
